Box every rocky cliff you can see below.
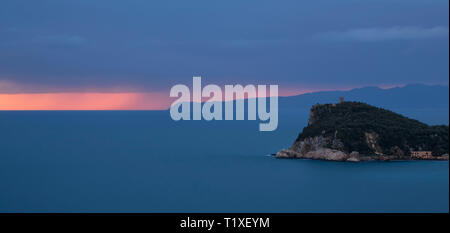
[276,101,449,161]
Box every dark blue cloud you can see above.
[0,0,448,92]
[316,26,449,41]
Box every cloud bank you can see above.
[320,26,449,41]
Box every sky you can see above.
[0,0,449,109]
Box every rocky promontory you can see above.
[276,101,449,162]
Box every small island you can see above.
[276,99,449,162]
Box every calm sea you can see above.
[0,111,448,212]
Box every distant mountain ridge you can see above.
[279,84,449,125]
[171,83,449,127]
[282,84,449,108]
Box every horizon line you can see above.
[0,83,447,111]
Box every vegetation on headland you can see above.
[295,101,449,157]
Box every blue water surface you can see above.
[0,111,448,212]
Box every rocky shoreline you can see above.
[275,148,449,162]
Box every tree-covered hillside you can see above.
[296,102,449,156]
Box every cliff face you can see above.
[276,102,449,161]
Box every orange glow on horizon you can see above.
[0,92,171,110]
[0,86,367,110]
